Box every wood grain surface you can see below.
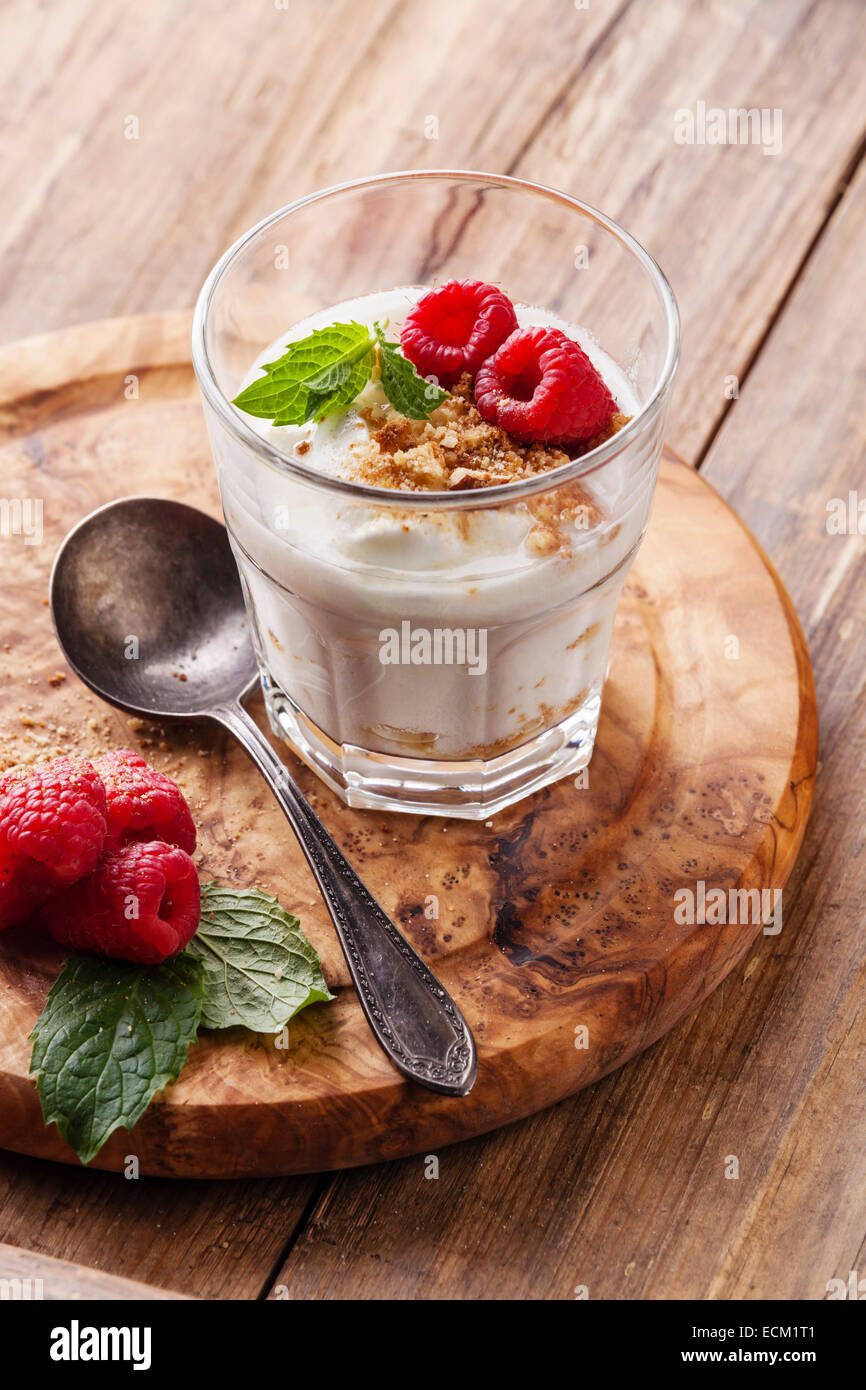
[0,314,816,1178]
[0,0,862,1298]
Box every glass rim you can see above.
[191,169,681,511]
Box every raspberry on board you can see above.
[93,749,196,854]
[474,325,618,445]
[0,835,48,930]
[0,757,107,889]
[400,279,518,388]
[42,839,202,965]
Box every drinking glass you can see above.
[192,170,679,817]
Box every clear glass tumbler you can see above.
[192,171,679,818]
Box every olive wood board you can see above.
[0,313,817,1177]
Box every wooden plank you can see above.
[0,1150,319,1299]
[265,145,866,1302]
[0,0,629,339]
[694,148,866,1299]
[501,0,866,461]
[0,1240,191,1300]
[4,0,866,470]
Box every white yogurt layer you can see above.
[215,287,655,760]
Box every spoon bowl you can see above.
[50,497,258,718]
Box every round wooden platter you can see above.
[0,313,817,1178]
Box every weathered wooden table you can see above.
[0,0,863,1300]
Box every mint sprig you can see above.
[233,321,375,426]
[232,318,447,426]
[30,954,205,1166]
[374,324,448,419]
[29,885,332,1165]
[187,882,333,1032]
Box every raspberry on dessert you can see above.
[474,326,618,445]
[400,279,517,389]
[93,749,196,854]
[0,758,107,889]
[42,839,202,965]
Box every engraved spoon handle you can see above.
[210,700,477,1096]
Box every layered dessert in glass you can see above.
[192,172,679,816]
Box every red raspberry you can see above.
[42,840,201,965]
[0,836,48,930]
[0,758,107,889]
[93,750,196,854]
[474,326,617,445]
[400,279,518,388]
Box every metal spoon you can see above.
[49,496,477,1096]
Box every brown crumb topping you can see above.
[351,374,629,494]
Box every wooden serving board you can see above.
[0,314,817,1178]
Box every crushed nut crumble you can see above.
[351,374,629,494]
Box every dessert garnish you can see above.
[348,372,628,496]
[30,954,205,1166]
[399,278,518,387]
[187,881,332,1033]
[233,279,622,470]
[474,325,618,444]
[1,756,107,904]
[0,752,331,1164]
[233,319,448,424]
[42,839,202,964]
[95,747,196,851]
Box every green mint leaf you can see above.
[374,323,448,420]
[30,954,205,1166]
[233,322,375,425]
[187,882,333,1033]
[302,334,374,392]
[303,354,374,424]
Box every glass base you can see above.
[261,672,601,819]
